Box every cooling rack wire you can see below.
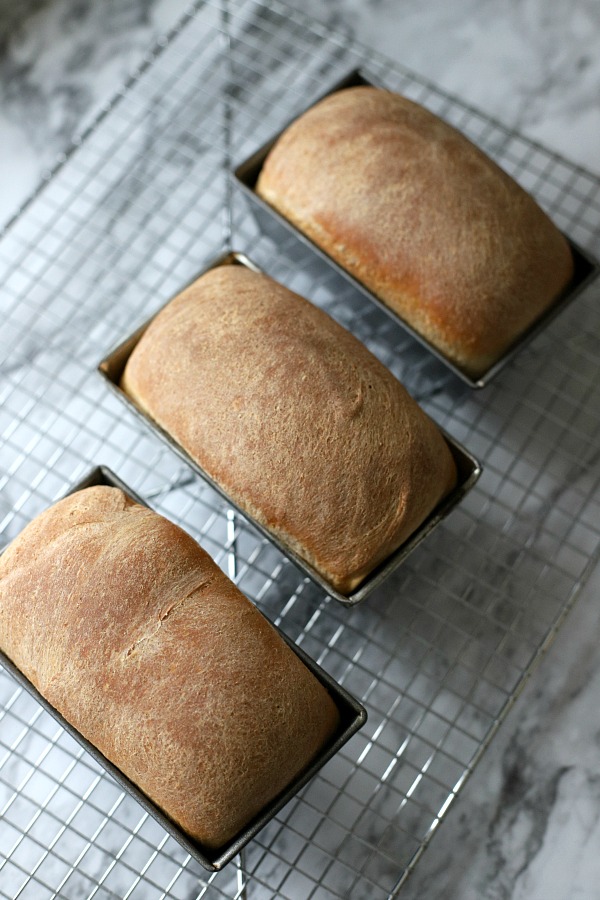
[1,0,600,897]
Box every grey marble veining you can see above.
[305,0,600,174]
[0,0,191,227]
[401,562,600,900]
[0,2,599,899]
[2,0,599,232]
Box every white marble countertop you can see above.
[1,2,599,898]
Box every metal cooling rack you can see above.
[1,1,600,897]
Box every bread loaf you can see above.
[121,264,458,594]
[0,485,340,850]
[256,86,574,377]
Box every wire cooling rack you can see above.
[1,1,600,897]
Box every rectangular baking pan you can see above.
[0,464,367,872]
[232,69,600,389]
[98,251,482,606]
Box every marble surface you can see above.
[2,0,599,232]
[1,2,599,899]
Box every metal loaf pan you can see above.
[98,251,482,606]
[0,465,367,872]
[232,69,600,389]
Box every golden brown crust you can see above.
[121,265,457,593]
[256,86,574,376]
[0,486,340,849]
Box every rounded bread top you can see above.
[256,86,574,376]
[0,485,341,849]
[122,265,457,592]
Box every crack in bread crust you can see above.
[0,486,341,849]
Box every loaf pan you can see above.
[232,69,600,389]
[98,251,482,606]
[0,464,367,872]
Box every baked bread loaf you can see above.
[255,86,574,377]
[0,485,340,850]
[121,264,458,594]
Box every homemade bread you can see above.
[256,86,574,377]
[0,485,340,850]
[121,264,458,593]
